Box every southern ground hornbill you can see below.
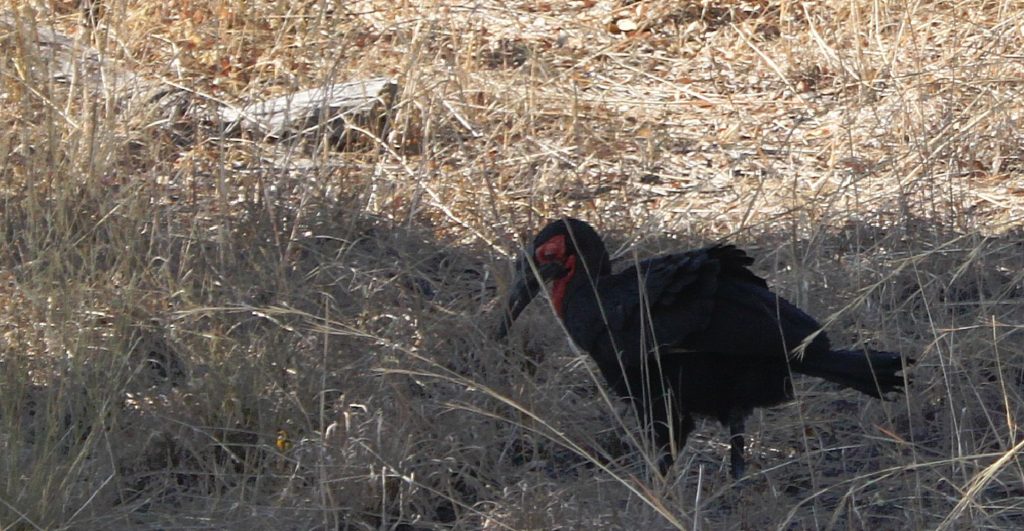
[498,217,912,478]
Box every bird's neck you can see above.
[556,257,604,319]
[550,255,576,318]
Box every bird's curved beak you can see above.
[496,257,566,339]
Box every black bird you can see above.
[498,218,912,478]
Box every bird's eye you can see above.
[535,234,567,264]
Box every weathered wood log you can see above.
[2,11,399,153]
[0,11,144,95]
[217,78,399,151]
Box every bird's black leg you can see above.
[727,412,746,479]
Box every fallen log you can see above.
[2,11,398,153]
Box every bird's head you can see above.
[496,217,610,338]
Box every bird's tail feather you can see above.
[797,349,913,398]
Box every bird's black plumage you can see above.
[499,218,912,478]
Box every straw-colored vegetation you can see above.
[2,0,1022,529]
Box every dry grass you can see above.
[2,0,1023,529]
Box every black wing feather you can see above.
[593,245,828,362]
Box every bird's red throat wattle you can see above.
[535,235,577,318]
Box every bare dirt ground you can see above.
[2,1,1023,529]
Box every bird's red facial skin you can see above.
[549,255,575,318]
[535,235,566,265]
[535,234,576,318]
